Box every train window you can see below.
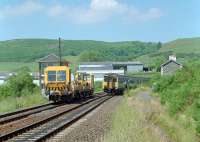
[104,76,109,82]
[84,75,90,81]
[57,71,66,81]
[48,71,56,81]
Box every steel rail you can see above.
[0,102,55,119]
[0,92,107,141]
[35,95,112,142]
[0,103,62,125]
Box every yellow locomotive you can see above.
[103,73,128,95]
[44,66,94,102]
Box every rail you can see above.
[0,92,108,141]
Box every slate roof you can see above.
[37,54,70,63]
[37,54,59,63]
[161,60,182,67]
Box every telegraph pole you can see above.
[59,37,61,66]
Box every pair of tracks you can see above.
[0,92,111,142]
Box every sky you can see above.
[0,0,199,42]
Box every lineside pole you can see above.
[59,37,61,66]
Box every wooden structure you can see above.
[37,54,69,88]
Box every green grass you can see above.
[128,72,159,78]
[104,95,161,142]
[94,81,102,92]
[0,92,48,113]
[138,37,200,67]
[0,62,38,72]
[0,55,78,72]
[104,102,160,142]
[160,37,200,54]
[0,67,48,113]
[105,88,199,142]
[153,106,198,142]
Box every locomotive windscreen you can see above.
[47,70,66,81]
[57,71,66,81]
[48,71,56,81]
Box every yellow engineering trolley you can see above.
[44,66,94,102]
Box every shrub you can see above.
[153,60,200,133]
[94,81,102,92]
[0,67,37,98]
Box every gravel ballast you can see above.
[47,96,122,142]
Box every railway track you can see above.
[0,92,110,142]
[0,102,62,125]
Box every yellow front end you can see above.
[44,66,71,102]
[103,74,116,94]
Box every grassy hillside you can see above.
[0,37,200,72]
[0,39,159,62]
[138,37,200,67]
[160,37,200,53]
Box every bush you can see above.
[153,60,200,133]
[0,67,47,113]
[94,81,102,92]
[0,67,37,98]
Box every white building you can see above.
[77,62,143,81]
[0,72,40,86]
[77,69,124,81]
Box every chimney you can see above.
[169,55,176,61]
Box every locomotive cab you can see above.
[44,66,72,102]
[103,73,128,95]
[103,74,117,94]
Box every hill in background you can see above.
[138,37,200,67]
[0,37,200,71]
[0,39,160,62]
[160,37,200,53]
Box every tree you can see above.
[157,42,162,49]
[79,51,102,62]
[6,67,36,97]
[149,56,166,72]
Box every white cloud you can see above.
[90,0,119,12]
[48,5,66,17]
[0,0,44,18]
[47,0,163,24]
[142,8,163,21]
[0,0,163,24]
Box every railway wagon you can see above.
[75,72,94,98]
[44,66,94,102]
[103,73,128,95]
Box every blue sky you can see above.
[0,0,199,42]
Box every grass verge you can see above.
[104,88,161,142]
[104,87,199,142]
[0,62,37,72]
[0,91,48,114]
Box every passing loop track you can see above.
[0,102,62,125]
[0,92,110,142]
